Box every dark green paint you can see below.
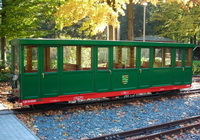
[22,74,40,99]
[151,68,172,86]
[95,46,112,92]
[112,70,138,91]
[10,39,195,48]
[10,39,195,100]
[61,71,94,94]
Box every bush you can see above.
[0,70,11,82]
[193,60,200,75]
[0,62,11,82]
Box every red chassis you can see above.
[21,84,191,106]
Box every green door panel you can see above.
[139,69,150,88]
[183,68,192,84]
[151,68,172,86]
[22,74,40,100]
[173,68,192,85]
[112,69,138,91]
[42,73,59,97]
[61,71,94,94]
[173,68,184,85]
[96,71,111,92]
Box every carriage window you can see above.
[63,46,77,71]
[153,48,171,68]
[141,48,149,68]
[44,47,57,72]
[14,47,20,73]
[185,48,192,66]
[154,48,163,68]
[113,46,136,69]
[176,49,182,67]
[81,47,91,70]
[98,48,108,70]
[164,48,171,67]
[63,46,91,71]
[24,46,38,73]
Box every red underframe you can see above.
[21,84,191,106]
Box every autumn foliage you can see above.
[55,0,199,35]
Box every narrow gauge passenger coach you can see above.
[9,39,195,106]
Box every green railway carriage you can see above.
[9,39,195,106]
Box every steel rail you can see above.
[134,123,200,140]
[85,115,200,140]
[181,89,200,93]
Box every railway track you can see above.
[86,115,200,140]
[0,88,200,116]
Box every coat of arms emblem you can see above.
[122,74,128,84]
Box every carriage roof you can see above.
[10,38,195,48]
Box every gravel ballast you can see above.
[26,94,200,140]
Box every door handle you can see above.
[42,73,45,78]
[182,67,184,71]
[139,69,142,73]
[108,70,112,74]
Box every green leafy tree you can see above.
[151,1,200,43]
[1,0,63,38]
[0,0,63,67]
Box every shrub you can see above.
[0,62,11,82]
[193,60,200,75]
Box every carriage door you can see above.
[183,48,193,84]
[173,48,192,85]
[139,48,151,88]
[174,48,184,85]
[95,47,112,92]
[41,46,59,98]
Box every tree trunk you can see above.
[1,0,6,68]
[107,25,119,40]
[107,25,114,40]
[128,0,134,41]
[190,37,193,44]
[115,27,120,40]
[0,37,6,68]
[194,34,196,45]
[106,0,118,41]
